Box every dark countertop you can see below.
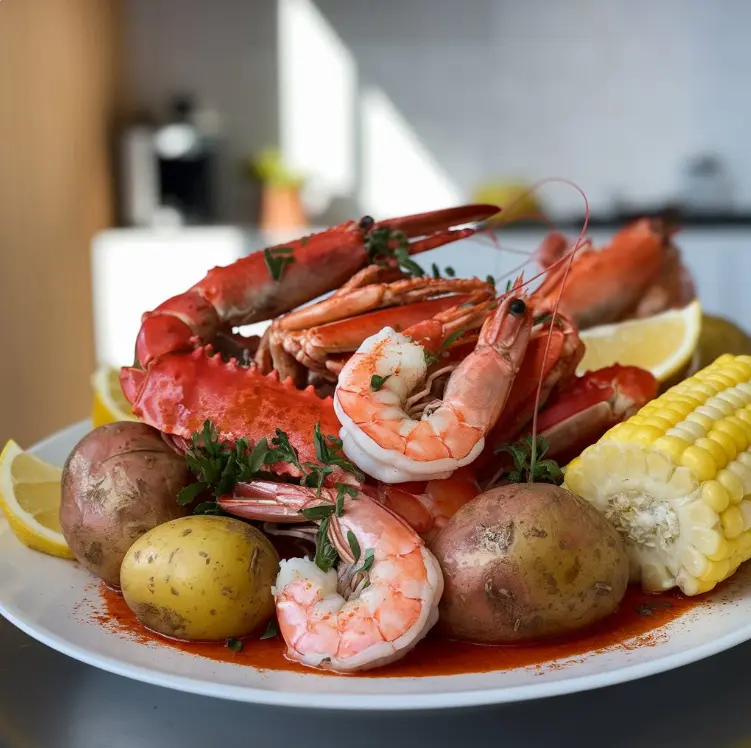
[4,612,751,748]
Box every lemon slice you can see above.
[0,440,74,559]
[92,364,139,427]
[576,299,702,382]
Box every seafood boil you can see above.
[11,197,751,679]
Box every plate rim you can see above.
[2,420,751,711]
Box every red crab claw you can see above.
[535,364,659,466]
[130,204,500,370]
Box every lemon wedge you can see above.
[0,440,74,559]
[576,299,702,382]
[92,364,139,427]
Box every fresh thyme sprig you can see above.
[364,227,425,278]
[430,263,456,279]
[177,421,275,511]
[494,435,563,485]
[312,423,365,483]
[178,420,362,512]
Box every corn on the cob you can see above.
[564,353,751,596]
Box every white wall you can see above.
[122,0,278,223]
[122,0,751,221]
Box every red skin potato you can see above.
[60,421,192,588]
[430,483,630,643]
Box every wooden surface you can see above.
[0,0,122,447]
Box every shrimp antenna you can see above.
[525,179,591,477]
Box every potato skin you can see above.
[60,422,191,588]
[431,483,629,643]
[120,515,280,641]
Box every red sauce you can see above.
[90,582,703,677]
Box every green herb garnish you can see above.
[261,618,279,639]
[313,423,364,482]
[486,274,496,288]
[445,266,455,277]
[347,530,361,562]
[370,374,391,391]
[424,350,441,367]
[364,227,425,278]
[300,504,336,521]
[356,548,375,575]
[178,421,276,509]
[314,516,339,572]
[335,483,358,516]
[494,435,563,485]
[264,246,295,281]
[225,637,244,652]
[440,327,467,352]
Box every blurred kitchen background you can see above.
[2,0,751,446]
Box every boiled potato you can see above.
[60,421,192,588]
[431,483,630,643]
[120,515,280,641]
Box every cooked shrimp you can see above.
[220,481,443,672]
[369,467,480,544]
[333,292,534,483]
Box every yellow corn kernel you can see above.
[691,526,727,559]
[737,530,751,556]
[606,422,636,442]
[626,415,648,426]
[679,573,717,596]
[722,505,745,539]
[640,416,675,431]
[682,500,718,528]
[681,445,718,481]
[717,468,745,504]
[707,536,731,562]
[654,435,690,463]
[681,547,709,578]
[731,362,751,379]
[646,451,672,481]
[662,399,698,417]
[706,397,736,417]
[699,557,731,582]
[707,429,738,461]
[631,426,664,446]
[701,480,730,513]
[715,420,748,451]
[718,390,746,410]
[739,500,751,532]
[694,437,728,468]
[686,412,714,431]
[727,460,751,496]
[705,373,737,389]
[673,421,706,441]
[696,404,726,421]
[727,415,751,440]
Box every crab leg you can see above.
[269,277,494,378]
[534,364,659,464]
[130,205,498,370]
[534,218,693,329]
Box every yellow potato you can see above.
[120,515,280,641]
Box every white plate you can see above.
[2,421,751,711]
